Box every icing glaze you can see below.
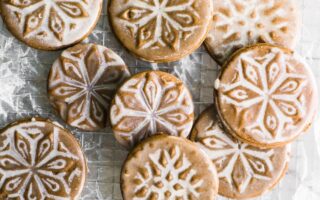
[196,116,273,193]
[121,135,219,200]
[48,43,130,131]
[133,145,203,200]
[0,119,86,199]
[216,45,318,146]
[108,0,213,62]
[110,71,194,148]
[191,106,290,198]
[1,0,102,49]
[205,0,299,64]
[117,0,200,50]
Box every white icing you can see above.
[0,120,83,199]
[214,79,221,90]
[2,0,102,48]
[133,145,203,199]
[117,0,200,50]
[110,71,194,147]
[218,47,311,142]
[206,0,298,63]
[195,120,276,193]
[48,44,130,130]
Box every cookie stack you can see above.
[113,44,318,199]
[0,0,318,199]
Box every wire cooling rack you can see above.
[0,0,319,199]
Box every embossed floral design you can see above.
[218,49,307,139]
[133,146,203,199]
[196,121,274,193]
[4,0,89,41]
[0,122,83,199]
[118,0,200,50]
[206,0,297,63]
[110,71,194,147]
[49,44,130,131]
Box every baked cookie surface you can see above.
[0,0,102,50]
[191,106,290,199]
[205,0,299,64]
[110,71,194,149]
[0,118,87,199]
[121,134,219,200]
[108,0,213,62]
[48,43,130,131]
[215,44,318,148]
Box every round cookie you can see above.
[191,106,290,199]
[205,0,300,64]
[0,118,87,199]
[215,44,318,148]
[110,71,194,149]
[48,43,130,131]
[0,0,102,50]
[108,0,213,63]
[121,134,219,200]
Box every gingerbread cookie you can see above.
[0,118,87,199]
[205,0,300,64]
[110,71,194,149]
[215,44,318,148]
[48,43,130,131]
[191,106,290,199]
[121,134,219,200]
[108,0,213,62]
[0,0,102,50]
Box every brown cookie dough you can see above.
[48,43,130,131]
[191,105,290,199]
[108,0,213,62]
[121,134,219,200]
[110,71,194,149]
[0,0,102,50]
[205,0,300,64]
[215,44,318,148]
[0,118,87,199]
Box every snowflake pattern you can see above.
[194,111,275,193]
[133,146,203,199]
[110,71,194,148]
[2,0,101,47]
[0,120,85,199]
[117,0,200,50]
[206,0,297,63]
[48,44,130,131]
[217,47,307,141]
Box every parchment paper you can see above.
[0,0,319,199]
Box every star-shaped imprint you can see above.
[0,119,86,199]
[48,44,130,131]
[110,71,194,148]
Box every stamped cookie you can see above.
[121,134,219,200]
[191,106,290,199]
[110,71,194,149]
[205,0,300,64]
[215,44,318,148]
[0,118,87,199]
[0,0,102,50]
[108,0,213,62]
[48,43,130,131]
